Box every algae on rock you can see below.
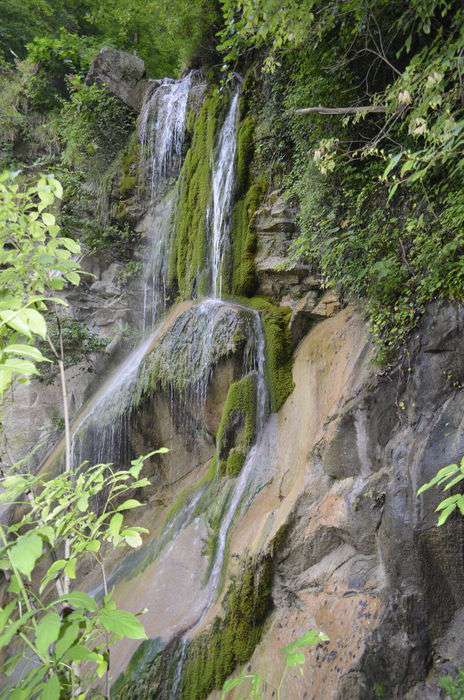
[168,89,223,298]
[216,373,257,477]
[180,555,273,700]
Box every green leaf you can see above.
[222,677,245,695]
[24,309,47,339]
[443,474,464,491]
[109,513,123,538]
[0,310,31,338]
[417,464,459,495]
[4,358,38,377]
[40,560,66,593]
[116,499,142,512]
[436,494,461,510]
[58,591,97,612]
[55,622,80,659]
[437,504,456,525]
[60,238,81,254]
[99,608,147,639]
[39,674,60,700]
[2,651,22,676]
[0,601,16,634]
[9,533,43,579]
[35,611,61,658]
[282,629,329,655]
[124,532,143,548]
[41,212,56,227]
[65,558,77,579]
[85,539,101,553]
[66,271,80,286]
[285,651,306,667]
[383,152,402,179]
[4,345,50,363]
[0,611,34,649]
[77,495,89,512]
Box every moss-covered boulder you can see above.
[216,373,257,477]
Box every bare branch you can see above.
[292,105,387,116]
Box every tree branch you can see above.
[292,105,388,116]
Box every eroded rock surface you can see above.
[220,302,464,699]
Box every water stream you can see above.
[139,73,192,198]
[209,90,240,298]
[44,82,273,695]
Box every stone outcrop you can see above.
[217,301,464,699]
[86,47,148,111]
[254,190,322,304]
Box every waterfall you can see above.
[69,331,158,468]
[141,189,176,330]
[139,73,193,330]
[209,90,240,297]
[54,77,195,471]
[139,73,192,198]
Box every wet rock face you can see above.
[86,47,148,111]
[270,302,464,698]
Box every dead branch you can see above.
[293,105,388,116]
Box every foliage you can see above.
[0,451,161,698]
[219,0,464,362]
[88,0,221,77]
[26,31,100,111]
[221,627,330,699]
[38,319,109,384]
[0,0,220,79]
[439,670,464,700]
[0,0,93,62]
[0,171,82,393]
[58,77,135,175]
[417,456,464,525]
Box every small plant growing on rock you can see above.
[221,628,329,699]
[417,457,464,525]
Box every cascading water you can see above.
[139,73,194,330]
[46,76,196,472]
[209,89,240,298]
[44,79,274,696]
[199,308,268,615]
[139,74,192,198]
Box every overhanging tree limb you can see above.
[293,105,388,115]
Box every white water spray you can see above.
[139,74,192,198]
[209,90,240,297]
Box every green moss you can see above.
[230,177,268,296]
[226,297,293,412]
[118,133,140,197]
[235,115,255,197]
[169,89,223,299]
[216,374,257,477]
[179,555,273,700]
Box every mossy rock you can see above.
[230,176,268,297]
[227,297,294,412]
[216,373,257,477]
[169,89,224,298]
[179,555,273,700]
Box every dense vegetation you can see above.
[220,0,464,361]
[3,0,462,361]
